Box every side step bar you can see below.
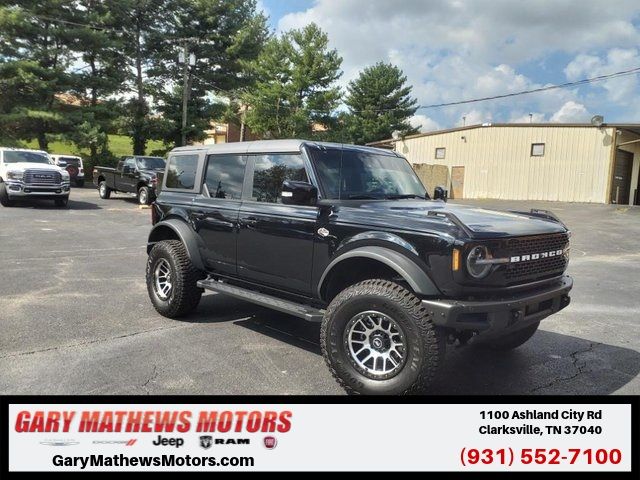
[197,278,325,322]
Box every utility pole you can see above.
[239,104,248,142]
[180,41,190,147]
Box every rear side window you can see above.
[165,154,198,190]
[204,154,246,200]
[250,154,308,203]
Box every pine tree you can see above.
[345,62,419,145]
[243,23,342,139]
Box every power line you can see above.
[415,66,640,111]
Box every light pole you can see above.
[179,39,196,146]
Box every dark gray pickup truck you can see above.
[93,155,166,205]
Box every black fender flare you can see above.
[147,218,204,270]
[318,246,440,298]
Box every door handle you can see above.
[244,216,258,227]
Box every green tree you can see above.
[0,1,76,150]
[344,62,419,145]
[111,0,170,155]
[148,0,269,147]
[65,0,127,160]
[243,23,342,139]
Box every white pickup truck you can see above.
[0,148,71,207]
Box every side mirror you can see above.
[281,180,318,206]
[433,186,448,202]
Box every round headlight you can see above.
[466,245,492,279]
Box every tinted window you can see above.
[4,151,51,164]
[165,154,198,190]
[311,148,427,200]
[251,154,308,203]
[137,157,166,169]
[205,154,246,200]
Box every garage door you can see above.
[610,149,634,204]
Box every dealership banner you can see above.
[4,401,635,472]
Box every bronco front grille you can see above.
[501,233,569,281]
[24,169,62,185]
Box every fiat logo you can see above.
[263,436,277,449]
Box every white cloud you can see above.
[277,0,640,127]
[409,115,440,133]
[550,101,591,122]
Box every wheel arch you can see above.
[318,246,440,302]
[147,218,204,270]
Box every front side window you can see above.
[123,158,136,169]
[310,147,427,200]
[250,154,308,203]
[3,151,51,164]
[204,154,246,200]
[165,154,198,190]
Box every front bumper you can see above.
[422,275,572,339]
[5,181,70,198]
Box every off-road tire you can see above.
[146,240,203,318]
[54,196,69,207]
[0,182,14,207]
[482,322,540,351]
[138,186,152,205]
[321,279,445,395]
[99,181,111,199]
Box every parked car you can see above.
[145,140,572,395]
[93,155,166,205]
[50,154,85,187]
[0,148,71,207]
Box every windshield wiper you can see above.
[385,194,425,200]
[347,194,380,200]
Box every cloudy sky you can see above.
[259,0,640,132]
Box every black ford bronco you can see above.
[146,140,572,395]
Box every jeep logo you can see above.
[510,249,564,263]
[152,435,184,448]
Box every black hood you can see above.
[332,200,567,239]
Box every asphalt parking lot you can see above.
[1,187,639,395]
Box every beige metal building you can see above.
[372,123,640,205]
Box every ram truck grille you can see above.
[24,169,62,185]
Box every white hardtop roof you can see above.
[169,139,401,157]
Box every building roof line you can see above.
[367,122,640,146]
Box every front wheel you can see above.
[0,183,14,207]
[54,196,69,207]
[138,186,152,205]
[99,181,111,199]
[321,279,445,395]
[146,240,204,318]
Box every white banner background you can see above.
[8,403,632,471]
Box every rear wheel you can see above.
[99,181,111,199]
[0,183,14,207]
[54,196,69,207]
[146,240,203,318]
[482,322,540,351]
[321,279,445,395]
[138,186,151,205]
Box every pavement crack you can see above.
[141,365,158,395]
[529,342,599,393]
[0,325,186,359]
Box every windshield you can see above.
[309,147,427,200]
[3,151,52,165]
[136,157,166,170]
